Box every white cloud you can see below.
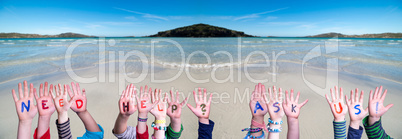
[197,16,234,21]
[297,19,332,30]
[298,24,316,29]
[262,21,303,25]
[100,22,137,25]
[233,7,288,21]
[211,16,234,20]
[81,22,138,30]
[114,7,288,23]
[114,7,168,21]
[125,16,137,20]
[3,6,22,20]
[234,14,259,21]
[167,16,194,20]
[3,6,16,15]
[265,16,278,20]
[142,14,168,21]
[86,24,103,29]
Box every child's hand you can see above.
[65,82,100,132]
[150,89,167,119]
[249,83,268,119]
[67,82,87,113]
[368,86,393,125]
[119,84,137,116]
[346,88,368,127]
[325,86,348,121]
[12,81,38,121]
[283,89,308,119]
[34,82,56,117]
[51,84,72,114]
[167,90,188,119]
[187,88,212,121]
[136,86,158,116]
[267,86,284,121]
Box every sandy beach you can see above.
[0,61,401,138]
[2,0,402,138]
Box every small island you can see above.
[148,23,254,37]
[0,32,96,38]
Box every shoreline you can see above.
[2,36,402,40]
[1,59,401,89]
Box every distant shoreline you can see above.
[1,32,402,39]
[1,36,402,40]
[2,24,402,39]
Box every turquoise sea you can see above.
[0,37,401,85]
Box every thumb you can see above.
[300,99,309,108]
[131,94,136,104]
[68,98,75,106]
[163,93,168,103]
[325,94,331,105]
[82,89,86,97]
[384,104,394,112]
[49,89,55,99]
[364,107,369,115]
[181,97,189,107]
[33,88,38,107]
[345,95,350,106]
[34,90,39,100]
[135,97,140,105]
[67,85,73,98]
[187,103,196,113]
[151,100,159,109]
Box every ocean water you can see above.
[0,37,401,84]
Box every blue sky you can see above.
[1,0,401,36]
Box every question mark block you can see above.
[200,104,206,115]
